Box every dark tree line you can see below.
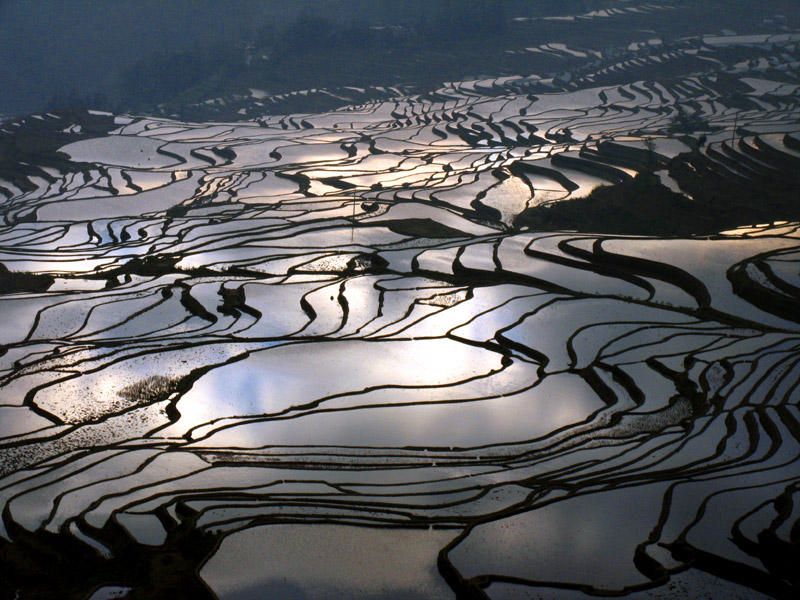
[46,90,113,112]
[54,0,636,115]
[110,2,515,112]
[119,43,243,111]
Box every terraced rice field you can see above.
[1,7,799,600]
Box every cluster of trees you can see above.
[109,0,515,113]
[418,1,509,41]
[46,91,113,112]
[259,1,509,57]
[49,0,642,115]
[118,43,243,111]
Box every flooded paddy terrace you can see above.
[1,20,800,600]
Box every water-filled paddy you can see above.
[1,9,800,599]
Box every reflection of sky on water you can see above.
[604,237,800,329]
[450,483,672,592]
[60,135,178,169]
[1,257,116,275]
[487,567,774,600]
[0,296,57,345]
[0,406,54,437]
[187,368,602,450]
[30,343,259,425]
[37,173,202,221]
[168,338,505,437]
[201,524,458,600]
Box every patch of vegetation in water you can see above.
[0,263,54,294]
[386,218,469,239]
[118,375,181,404]
[515,170,710,236]
[0,519,219,600]
[514,151,800,237]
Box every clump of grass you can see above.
[118,375,180,403]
